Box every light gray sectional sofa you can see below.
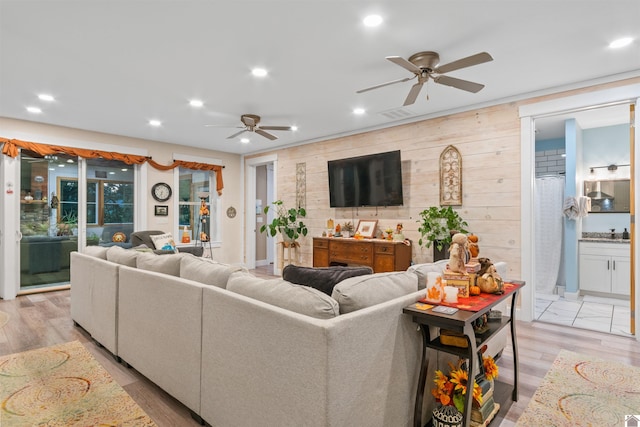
[70,246,508,426]
[71,246,427,426]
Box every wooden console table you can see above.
[312,237,411,273]
[403,281,524,427]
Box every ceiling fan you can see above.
[357,51,493,106]
[206,114,293,141]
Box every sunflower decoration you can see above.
[432,358,487,413]
[483,354,499,381]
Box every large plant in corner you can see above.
[260,200,308,242]
[417,206,468,252]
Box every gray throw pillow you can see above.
[282,265,373,295]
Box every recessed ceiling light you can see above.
[240,138,250,143]
[26,106,42,113]
[66,159,74,163]
[49,168,55,171]
[121,168,128,172]
[609,37,633,49]
[189,99,204,107]
[38,94,55,101]
[363,15,383,27]
[353,108,366,115]
[149,119,162,127]
[252,68,268,77]
[291,126,298,131]
[58,164,65,168]
[109,171,116,175]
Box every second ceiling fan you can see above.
[206,114,293,141]
[357,51,493,106]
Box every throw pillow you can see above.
[180,256,246,288]
[282,265,373,296]
[331,271,418,314]
[227,271,340,319]
[149,232,178,253]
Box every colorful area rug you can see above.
[0,340,156,426]
[516,349,640,426]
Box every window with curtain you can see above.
[177,167,219,243]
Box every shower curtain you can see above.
[535,176,565,295]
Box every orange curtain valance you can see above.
[1,137,223,195]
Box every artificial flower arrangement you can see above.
[432,355,499,412]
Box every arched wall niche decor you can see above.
[439,145,462,206]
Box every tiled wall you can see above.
[535,149,566,177]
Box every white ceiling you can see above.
[1,1,639,155]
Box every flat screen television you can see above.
[328,150,404,208]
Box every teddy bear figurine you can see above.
[448,233,468,274]
[476,257,504,294]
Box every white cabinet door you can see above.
[611,256,631,295]
[579,253,611,292]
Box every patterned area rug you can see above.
[0,340,156,426]
[516,349,640,426]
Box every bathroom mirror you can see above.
[583,179,630,213]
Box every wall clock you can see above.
[151,182,172,202]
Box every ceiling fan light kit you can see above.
[357,50,493,105]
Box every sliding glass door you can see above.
[19,151,78,290]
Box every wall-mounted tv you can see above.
[328,150,404,208]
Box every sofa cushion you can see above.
[227,271,339,319]
[149,232,178,253]
[180,256,245,288]
[407,259,449,289]
[83,245,108,259]
[332,271,418,314]
[106,245,138,267]
[282,265,373,296]
[137,252,184,277]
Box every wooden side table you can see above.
[278,241,299,271]
[402,281,524,427]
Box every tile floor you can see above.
[535,294,632,336]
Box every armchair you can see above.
[130,230,204,257]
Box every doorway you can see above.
[531,102,635,337]
[245,154,277,272]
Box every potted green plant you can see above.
[260,200,308,242]
[57,210,78,236]
[417,206,468,260]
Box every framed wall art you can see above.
[154,205,168,216]
[355,219,378,238]
[439,145,462,206]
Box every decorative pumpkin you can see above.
[469,285,481,296]
[467,233,479,243]
[467,233,480,257]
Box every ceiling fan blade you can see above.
[227,129,248,139]
[205,124,243,128]
[434,52,493,74]
[386,56,422,74]
[356,76,413,93]
[260,125,292,131]
[434,75,485,93]
[255,129,278,140]
[403,82,423,106]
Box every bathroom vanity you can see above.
[579,240,630,296]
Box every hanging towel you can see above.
[563,197,579,220]
[578,196,591,217]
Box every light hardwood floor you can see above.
[1,286,639,427]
